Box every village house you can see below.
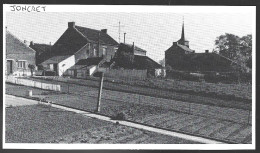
[165,21,235,74]
[29,41,52,66]
[6,30,36,76]
[114,43,163,77]
[41,22,118,76]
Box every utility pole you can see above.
[96,72,104,112]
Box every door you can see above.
[6,60,12,75]
[53,64,58,76]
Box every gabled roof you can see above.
[41,55,71,64]
[133,55,162,70]
[75,57,103,66]
[30,43,52,54]
[165,43,194,53]
[124,43,147,53]
[6,31,36,54]
[117,43,147,55]
[75,26,118,46]
[177,44,194,52]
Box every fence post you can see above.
[96,72,104,112]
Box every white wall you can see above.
[58,55,75,76]
[89,65,97,76]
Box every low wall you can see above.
[5,76,61,91]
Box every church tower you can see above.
[177,18,189,48]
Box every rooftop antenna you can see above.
[113,21,125,43]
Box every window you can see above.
[103,47,107,56]
[93,48,97,56]
[17,61,26,68]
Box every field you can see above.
[26,77,251,110]
[6,83,252,143]
[5,104,197,144]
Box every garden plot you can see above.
[193,120,227,137]
[191,103,250,124]
[226,126,252,143]
[209,123,246,142]
[6,83,252,144]
[224,125,251,143]
[163,115,203,130]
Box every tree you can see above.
[214,33,241,59]
[214,33,252,68]
[214,33,252,83]
[28,64,36,77]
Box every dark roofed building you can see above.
[41,22,118,76]
[114,43,162,76]
[116,43,147,56]
[29,42,52,65]
[165,20,235,73]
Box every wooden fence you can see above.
[6,76,61,91]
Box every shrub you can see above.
[112,112,127,120]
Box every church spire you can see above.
[180,16,185,41]
[177,16,189,48]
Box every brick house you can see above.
[41,22,118,76]
[6,30,36,76]
[165,21,235,73]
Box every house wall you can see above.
[74,44,89,63]
[6,47,36,76]
[165,45,186,70]
[90,43,117,61]
[58,55,75,76]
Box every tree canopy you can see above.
[214,33,252,71]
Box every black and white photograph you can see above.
[3,4,256,150]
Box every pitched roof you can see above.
[177,44,194,52]
[6,31,36,55]
[179,53,234,72]
[165,43,194,53]
[124,43,147,53]
[41,55,71,64]
[133,55,162,70]
[75,26,118,46]
[30,43,52,54]
[75,57,103,66]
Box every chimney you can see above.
[173,42,177,45]
[101,29,107,34]
[30,41,34,46]
[205,50,209,53]
[24,40,29,46]
[124,33,126,44]
[132,42,135,52]
[68,22,75,28]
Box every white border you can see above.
[3,5,256,150]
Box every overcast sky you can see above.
[5,6,254,62]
